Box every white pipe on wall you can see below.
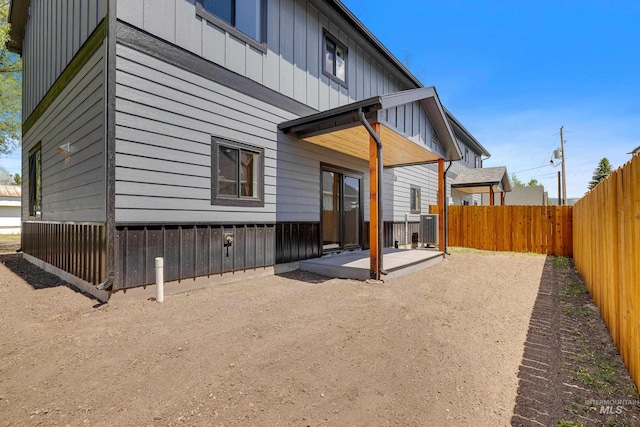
[155,257,164,303]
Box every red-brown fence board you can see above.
[573,154,640,390]
[432,205,573,257]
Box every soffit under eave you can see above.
[299,124,442,167]
[452,185,506,195]
[8,0,28,55]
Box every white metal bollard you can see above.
[155,257,164,303]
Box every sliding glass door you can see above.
[322,169,361,251]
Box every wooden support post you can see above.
[369,123,381,280]
[438,158,445,251]
[489,186,495,206]
[500,192,505,206]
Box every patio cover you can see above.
[279,87,460,280]
[279,87,462,166]
[451,166,511,194]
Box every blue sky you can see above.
[3,1,638,198]
[343,0,640,198]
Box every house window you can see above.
[323,31,347,86]
[197,0,266,51]
[475,155,481,168]
[211,137,264,207]
[28,144,42,217]
[464,147,469,164]
[410,185,421,214]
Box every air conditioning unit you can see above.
[420,214,439,248]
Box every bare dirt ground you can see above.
[0,247,637,426]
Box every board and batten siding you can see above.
[116,0,408,112]
[115,43,371,224]
[22,43,107,222]
[21,0,107,119]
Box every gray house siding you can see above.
[116,0,408,112]
[22,43,107,222]
[21,0,107,118]
[115,42,371,224]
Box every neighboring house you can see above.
[628,145,640,156]
[9,0,489,300]
[0,185,21,234]
[481,186,548,206]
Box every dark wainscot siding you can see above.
[114,224,275,291]
[275,222,321,264]
[22,221,107,286]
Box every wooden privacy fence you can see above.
[573,154,640,389]
[430,205,573,256]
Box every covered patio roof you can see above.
[451,166,512,194]
[278,87,461,166]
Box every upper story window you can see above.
[323,31,348,86]
[211,137,265,207]
[475,155,481,168]
[197,0,266,52]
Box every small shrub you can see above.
[553,256,572,267]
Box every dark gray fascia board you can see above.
[451,181,501,189]
[314,0,423,89]
[445,108,491,158]
[378,87,436,110]
[279,96,382,134]
[116,20,318,118]
[420,91,461,161]
[7,0,28,55]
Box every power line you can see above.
[512,164,553,174]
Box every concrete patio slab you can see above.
[299,248,444,281]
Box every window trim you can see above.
[211,137,265,207]
[410,185,421,214]
[28,143,42,218]
[196,1,267,54]
[322,30,348,88]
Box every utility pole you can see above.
[560,126,567,206]
[557,171,561,206]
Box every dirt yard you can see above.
[0,248,637,426]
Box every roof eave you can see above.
[323,0,423,89]
[7,0,29,55]
[445,108,491,157]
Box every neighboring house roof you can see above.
[0,184,21,198]
[628,144,640,155]
[445,109,491,158]
[451,166,511,194]
[0,185,21,207]
[279,87,462,165]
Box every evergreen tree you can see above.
[588,158,613,190]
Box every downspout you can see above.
[443,161,453,255]
[358,108,387,277]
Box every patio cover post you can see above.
[369,122,381,280]
[489,186,495,206]
[438,158,445,250]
